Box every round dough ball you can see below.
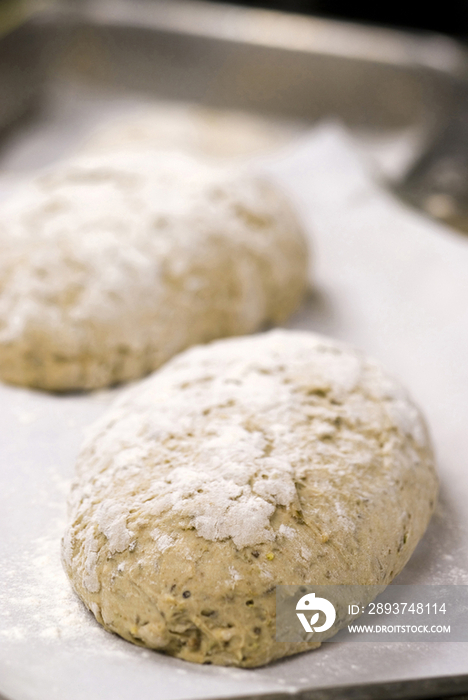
[62,329,438,667]
[0,151,307,391]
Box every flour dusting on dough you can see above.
[62,329,438,667]
[0,151,308,391]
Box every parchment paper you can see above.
[1,101,467,700]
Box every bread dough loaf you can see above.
[62,329,438,667]
[0,151,307,390]
[80,103,299,160]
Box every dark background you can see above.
[214,0,468,38]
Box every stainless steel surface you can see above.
[1,0,465,130]
[1,3,468,700]
[398,85,468,233]
[0,18,47,132]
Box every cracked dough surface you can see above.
[62,329,438,667]
[0,151,307,390]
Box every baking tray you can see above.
[1,2,468,700]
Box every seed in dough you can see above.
[62,329,438,667]
[0,151,308,391]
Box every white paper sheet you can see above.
[1,118,467,700]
